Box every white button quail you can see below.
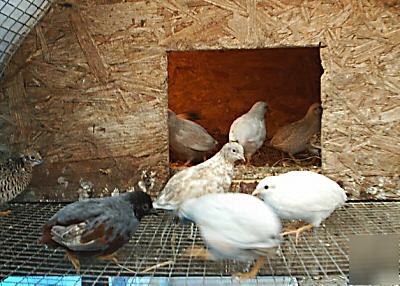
[229,101,268,163]
[253,171,347,244]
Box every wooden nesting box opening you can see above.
[168,48,323,167]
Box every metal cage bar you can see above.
[0,0,52,76]
[0,202,399,286]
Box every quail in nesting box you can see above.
[38,190,157,272]
[168,109,218,167]
[229,101,268,163]
[0,151,43,216]
[270,103,322,159]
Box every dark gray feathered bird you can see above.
[270,103,322,158]
[168,110,218,165]
[0,151,43,216]
[38,191,156,272]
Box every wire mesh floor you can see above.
[0,202,399,285]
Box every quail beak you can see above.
[252,189,262,198]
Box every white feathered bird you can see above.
[154,142,245,211]
[179,193,282,279]
[252,171,347,242]
[229,101,268,162]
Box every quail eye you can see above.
[30,156,36,160]
[232,149,236,153]
[143,204,149,211]
[264,185,269,190]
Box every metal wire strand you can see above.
[0,202,399,285]
[0,0,52,76]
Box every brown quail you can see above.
[270,103,322,158]
[0,151,43,216]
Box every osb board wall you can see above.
[0,2,170,201]
[1,0,399,201]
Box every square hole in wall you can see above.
[167,48,323,167]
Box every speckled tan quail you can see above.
[0,151,43,216]
[270,103,322,159]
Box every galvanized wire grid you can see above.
[0,202,399,285]
[0,0,51,76]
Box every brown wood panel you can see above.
[0,3,169,201]
[0,1,398,200]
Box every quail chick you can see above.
[253,171,347,243]
[168,110,218,165]
[153,142,245,211]
[229,101,268,163]
[0,151,43,216]
[180,193,282,280]
[39,191,157,272]
[270,103,322,158]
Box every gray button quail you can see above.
[168,110,218,166]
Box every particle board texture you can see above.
[0,0,399,201]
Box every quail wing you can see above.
[42,197,138,253]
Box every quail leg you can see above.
[234,256,265,280]
[288,153,299,162]
[0,210,11,216]
[98,252,119,264]
[66,251,81,273]
[281,223,314,244]
[281,221,305,233]
[244,154,251,166]
[183,246,211,260]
